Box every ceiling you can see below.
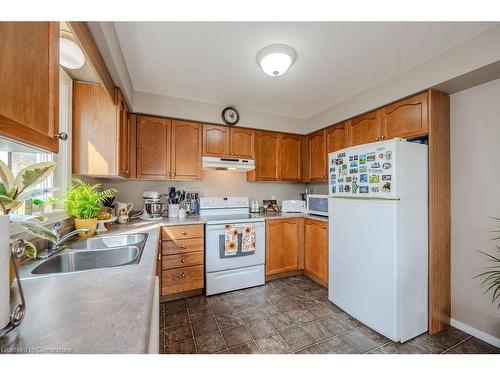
[114,22,496,119]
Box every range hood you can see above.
[202,156,255,171]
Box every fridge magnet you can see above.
[359,166,367,173]
[338,152,346,157]
[371,187,380,193]
[368,168,382,174]
[342,164,347,169]
[331,186,336,193]
[382,175,391,181]
[369,175,379,183]
[338,177,344,183]
[349,168,358,174]
[359,186,369,193]
[353,176,358,182]
[331,174,336,180]
[339,185,344,193]
[335,158,343,165]
[360,173,368,183]
[346,176,352,183]
[359,155,366,164]
[349,156,354,161]
[350,161,358,168]
[383,162,392,169]
[385,150,392,160]
[378,153,384,159]
[352,182,359,194]
[370,162,380,168]
[382,182,391,192]
[353,155,358,161]
[344,185,351,192]
[367,152,376,162]
[341,169,348,176]
[330,167,336,173]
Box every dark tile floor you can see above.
[159,275,500,354]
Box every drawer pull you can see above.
[181,245,187,249]
[181,231,187,235]
[181,272,186,278]
[181,258,186,263]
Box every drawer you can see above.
[162,238,204,255]
[162,265,204,295]
[162,251,204,270]
[161,224,204,240]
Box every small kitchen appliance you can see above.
[201,197,265,295]
[139,191,164,221]
[306,194,329,216]
[281,200,306,213]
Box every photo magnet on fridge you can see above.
[350,161,358,168]
[385,150,392,160]
[382,175,391,181]
[339,185,344,193]
[331,186,336,193]
[359,166,367,173]
[338,152,346,157]
[360,173,368,183]
[370,162,380,168]
[369,175,379,183]
[352,182,359,194]
[383,162,392,169]
[367,152,376,162]
[382,182,391,192]
[346,176,352,183]
[344,185,351,192]
[359,186,369,193]
[378,153,384,159]
[359,155,366,165]
[371,187,380,193]
[349,168,358,174]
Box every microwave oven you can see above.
[306,194,329,216]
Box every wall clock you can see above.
[221,107,240,126]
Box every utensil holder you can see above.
[168,204,179,218]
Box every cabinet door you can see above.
[72,81,118,175]
[171,120,202,180]
[304,219,328,285]
[248,131,278,181]
[117,89,130,178]
[327,122,347,154]
[348,110,382,146]
[0,22,59,153]
[278,134,301,182]
[308,130,327,182]
[136,116,171,179]
[382,92,428,139]
[230,128,254,159]
[203,124,230,157]
[265,218,300,276]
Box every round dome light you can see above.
[256,44,296,77]
[59,37,85,70]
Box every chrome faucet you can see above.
[37,221,90,259]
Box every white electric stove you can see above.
[200,197,265,295]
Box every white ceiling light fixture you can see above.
[256,44,297,77]
[59,37,85,70]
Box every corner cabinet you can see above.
[265,218,301,276]
[304,219,328,286]
[135,116,202,181]
[0,22,60,153]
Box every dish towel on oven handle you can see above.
[242,224,256,252]
[224,224,238,256]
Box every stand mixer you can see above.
[138,191,164,220]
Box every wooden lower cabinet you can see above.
[304,219,328,286]
[265,218,301,276]
[160,224,204,299]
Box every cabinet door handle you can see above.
[54,132,68,141]
[167,173,171,177]
[181,272,186,278]
[181,245,187,249]
[157,252,161,261]
[181,258,186,263]
[376,137,380,141]
[181,231,187,235]
[381,135,385,139]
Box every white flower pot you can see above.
[0,214,10,328]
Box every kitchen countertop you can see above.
[257,212,329,222]
[0,213,326,353]
[0,217,205,354]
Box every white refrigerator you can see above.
[328,138,428,342]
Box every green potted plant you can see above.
[475,217,500,308]
[0,160,56,329]
[64,179,116,238]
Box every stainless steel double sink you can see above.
[30,233,148,276]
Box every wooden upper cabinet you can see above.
[136,116,171,179]
[382,92,429,139]
[0,22,59,153]
[116,89,130,177]
[278,134,301,182]
[304,219,328,286]
[348,110,382,146]
[230,128,254,159]
[171,120,202,180]
[327,122,348,154]
[73,83,131,177]
[265,218,300,276]
[248,131,278,181]
[203,124,230,157]
[307,130,327,182]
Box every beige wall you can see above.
[86,170,306,211]
[450,78,500,339]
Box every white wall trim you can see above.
[450,318,500,348]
